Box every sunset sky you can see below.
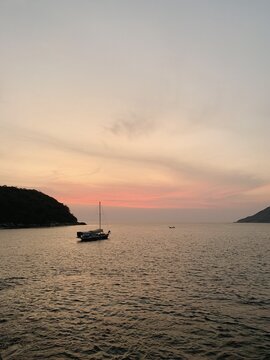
[1,0,270,223]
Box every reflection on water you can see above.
[0,223,269,359]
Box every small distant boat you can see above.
[169,226,175,229]
[77,202,110,242]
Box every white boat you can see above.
[77,202,110,241]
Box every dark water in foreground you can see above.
[0,223,269,360]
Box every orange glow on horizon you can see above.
[49,181,246,210]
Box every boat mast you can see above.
[99,201,101,229]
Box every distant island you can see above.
[236,206,270,223]
[0,185,85,229]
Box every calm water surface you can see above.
[0,223,269,359]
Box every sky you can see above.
[1,0,270,223]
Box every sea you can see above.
[0,223,269,360]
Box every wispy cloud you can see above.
[1,120,266,193]
[107,112,155,138]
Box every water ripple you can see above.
[0,224,269,359]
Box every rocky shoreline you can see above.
[0,222,86,229]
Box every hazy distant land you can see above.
[236,207,270,223]
[0,186,85,229]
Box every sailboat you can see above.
[76,202,110,241]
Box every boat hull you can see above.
[76,202,110,242]
[79,233,109,242]
[78,231,110,242]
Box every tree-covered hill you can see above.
[0,186,84,228]
[236,206,270,223]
